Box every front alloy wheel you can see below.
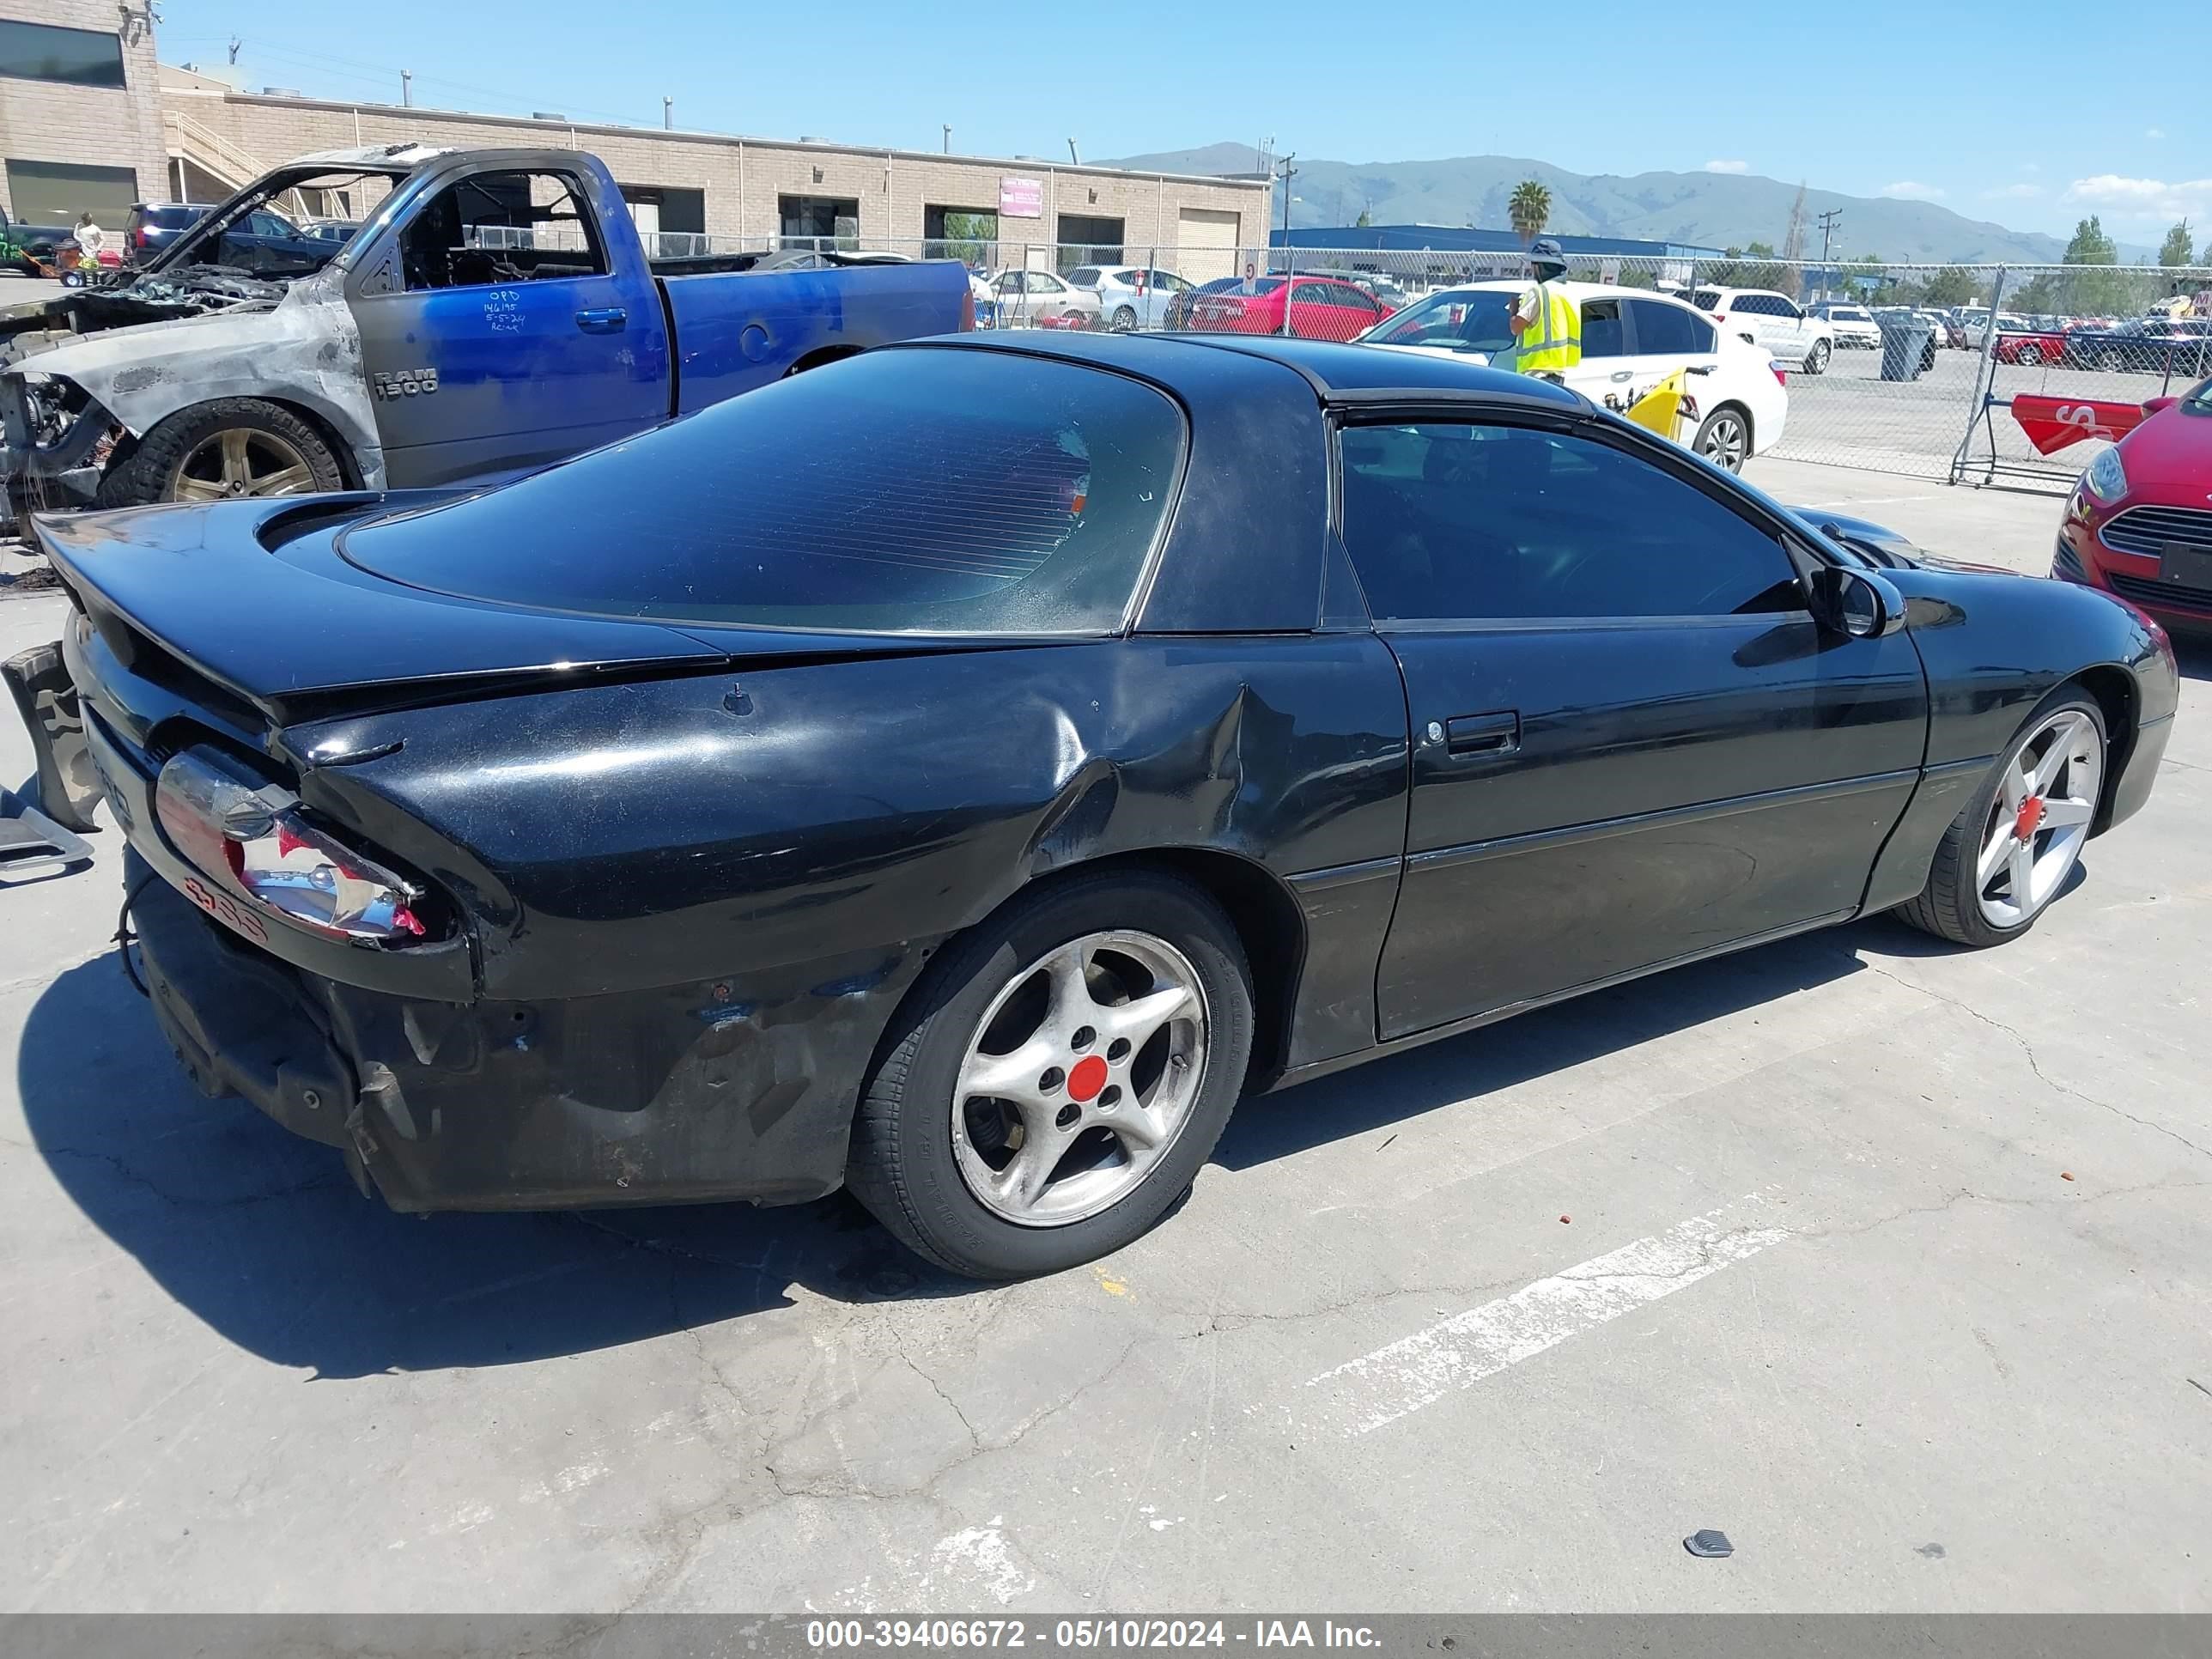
[1972,708,2101,930]
[1898,690,2107,947]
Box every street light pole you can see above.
[1278,153,1296,336]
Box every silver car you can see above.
[1070,264,1199,331]
[988,269,1103,326]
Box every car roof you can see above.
[1419,278,1696,306]
[918,329,1585,408]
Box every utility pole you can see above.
[1277,153,1297,336]
[662,96,673,130]
[226,34,240,64]
[1816,207,1842,296]
[942,125,951,155]
[400,69,412,107]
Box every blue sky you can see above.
[158,0,2202,244]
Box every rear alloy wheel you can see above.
[847,870,1253,1279]
[1112,305,1139,331]
[1804,339,1831,375]
[1692,405,1751,472]
[2017,343,2044,367]
[1897,691,2106,947]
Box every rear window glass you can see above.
[143,205,205,228]
[1068,266,1102,285]
[1691,289,1723,310]
[341,349,1185,635]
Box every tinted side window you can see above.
[1581,300,1624,357]
[1733,295,1774,317]
[1628,299,1713,356]
[1338,423,1802,622]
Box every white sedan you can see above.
[1357,281,1788,471]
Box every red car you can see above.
[1183,275,1391,341]
[1994,325,2069,366]
[2054,383,2212,629]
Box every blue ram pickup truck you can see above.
[0,143,972,516]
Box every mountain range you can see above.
[1101,143,2116,265]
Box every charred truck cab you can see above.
[0,143,971,526]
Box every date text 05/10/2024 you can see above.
[804,1620,1382,1650]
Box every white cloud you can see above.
[1703,159,1747,173]
[1879,180,1946,201]
[2147,127,2166,140]
[2064,173,2212,220]
[1982,182,2043,200]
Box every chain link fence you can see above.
[750,235,2210,491]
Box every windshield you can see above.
[147,166,388,281]
[1361,289,1517,352]
[342,348,1186,635]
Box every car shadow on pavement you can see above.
[17,952,972,1378]
[2169,636,2212,682]
[18,902,2018,1374]
[1214,915,1895,1170]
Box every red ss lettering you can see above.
[180,875,269,944]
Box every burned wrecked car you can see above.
[11,335,2175,1279]
[0,148,416,519]
[0,142,969,524]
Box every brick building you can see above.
[0,1,168,234]
[155,80,1269,277]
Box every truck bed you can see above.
[657,257,972,416]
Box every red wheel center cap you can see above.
[1067,1055,1109,1103]
[2014,796,2046,841]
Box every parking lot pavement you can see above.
[3,470,2208,1615]
[1,276,69,304]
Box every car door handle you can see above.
[1443,710,1522,758]
[574,307,627,333]
[1610,369,1635,382]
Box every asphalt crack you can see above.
[1858,957,2212,1163]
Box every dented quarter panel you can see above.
[241,635,1413,1206]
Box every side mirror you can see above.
[2144,395,2178,415]
[1808,565,1905,638]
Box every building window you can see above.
[778,194,858,250]
[924,205,997,265]
[4,161,137,233]
[1057,214,1125,273]
[0,21,127,89]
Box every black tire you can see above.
[1895,684,2106,948]
[2017,343,2043,367]
[847,867,1255,1279]
[1692,404,1752,472]
[96,397,346,508]
[1804,338,1831,375]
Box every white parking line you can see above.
[1302,1192,1792,1436]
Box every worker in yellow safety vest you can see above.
[1508,237,1580,380]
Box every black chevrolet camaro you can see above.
[11,333,2178,1279]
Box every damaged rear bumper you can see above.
[127,854,878,1212]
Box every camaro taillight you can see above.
[154,746,435,944]
[223,813,428,939]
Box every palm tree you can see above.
[1509,179,1551,243]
